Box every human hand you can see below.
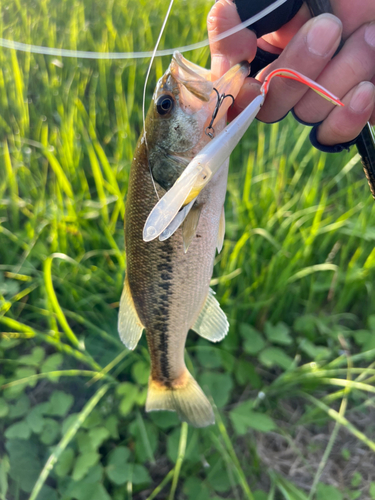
[207,0,375,147]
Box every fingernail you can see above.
[365,23,375,48]
[349,82,375,113]
[306,14,342,57]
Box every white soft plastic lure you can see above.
[143,68,344,242]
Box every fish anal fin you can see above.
[146,370,214,428]
[182,205,202,253]
[118,278,144,350]
[192,288,228,342]
[216,206,225,254]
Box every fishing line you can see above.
[0,0,287,60]
[143,0,175,202]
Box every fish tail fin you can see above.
[145,370,214,428]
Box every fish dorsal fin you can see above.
[159,198,196,242]
[216,206,225,254]
[192,288,229,342]
[182,204,202,253]
[118,278,144,350]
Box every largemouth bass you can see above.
[118,52,248,427]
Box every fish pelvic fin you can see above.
[118,278,144,350]
[192,288,229,343]
[146,370,215,428]
[182,204,202,253]
[216,206,225,254]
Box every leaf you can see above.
[129,420,158,464]
[26,403,50,434]
[131,361,150,385]
[6,439,41,493]
[68,481,111,500]
[264,321,292,345]
[5,421,31,439]
[316,483,343,500]
[19,346,45,366]
[72,452,100,482]
[370,482,375,499]
[293,315,317,339]
[77,431,94,454]
[149,411,179,430]
[0,455,10,500]
[47,391,74,417]
[368,315,375,332]
[14,367,37,387]
[254,491,268,500]
[183,477,210,500]
[116,382,137,396]
[230,401,276,435]
[199,372,233,408]
[37,485,58,500]
[40,418,60,445]
[167,427,182,464]
[352,329,371,346]
[132,464,151,485]
[351,471,362,488]
[55,448,75,477]
[196,343,223,369]
[88,427,110,450]
[81,409,102,429]
[119,395,136,416]
[40,353,63,374]
[8,394,30,418]
[83,465,104,484]
[106,447,131,485]
[240,324,266,354]
[207,460,234,493]
[62,413,79,435]
[298,339,330,360]
[0,398,9,418]
[235,359,262,388]
[166,426,199,465]
[259,347,293,370]
[104,415,119,439]
[117,383,138,416]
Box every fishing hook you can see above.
[205,88,235,139]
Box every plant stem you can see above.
[169,422,188,500]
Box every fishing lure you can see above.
[143,67,344,243]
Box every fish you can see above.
[118,52,249,427]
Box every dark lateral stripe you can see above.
[152,241,174,382]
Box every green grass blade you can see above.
[169,422,188,500]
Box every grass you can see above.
[0,0,375,499]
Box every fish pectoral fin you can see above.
[182,204,202,253]
[216,206,225,254]
[192,288,229,342]
[118,278,144,350]
[146,369,215,428]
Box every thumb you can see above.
[207,0,257,81]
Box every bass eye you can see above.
[156,95,174,116]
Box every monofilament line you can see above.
[142,0,175,202]
[0,0,287,60]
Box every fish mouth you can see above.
[170,51,249,122]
